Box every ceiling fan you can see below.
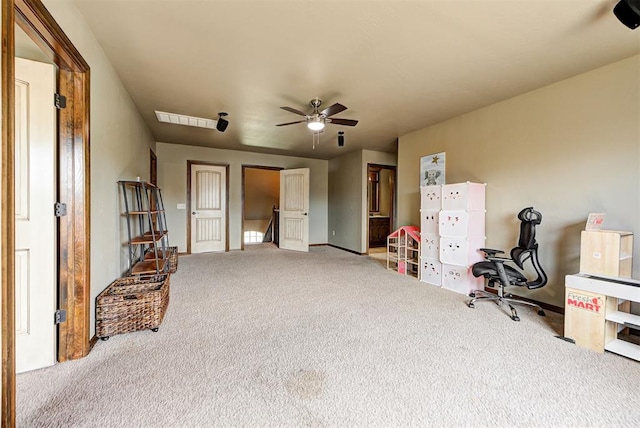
[276,98,359,132]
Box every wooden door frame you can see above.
[150,149,157,186]
[240,165,281,251]
[3,0,91,425]
[366,163,396,253]
[186,160,230,254]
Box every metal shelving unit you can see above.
[119,180,170,275]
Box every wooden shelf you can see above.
[144,250,171,261]
[126,210,163,215]
[132,258,167,275]
[580,230,633,277]
[604,339,640,361]
[606,311,640,329]
[121,180,159,188]
[565,274,640,361]
[131,231,168,244]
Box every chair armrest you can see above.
[479,248,504,257]
[486,256,512,263]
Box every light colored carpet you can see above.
[17,245,640,427]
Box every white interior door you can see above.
[15,57,56,373]
[279,168,310,252]
[191,164,226,253]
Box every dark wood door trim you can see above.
[150,149,157,186]
[186,160,230,254]
[15,0,89,71]
[2,2,17,425]
[367,163,396,253]
[56,67,91,361]
[3,0,91,425]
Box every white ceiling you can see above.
[68,0,640,160]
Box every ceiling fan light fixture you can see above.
[307,120,325,131]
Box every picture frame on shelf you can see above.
[585,213,606,231]
[420,152,446,186]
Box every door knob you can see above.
[303,212,308,216]
[192,211,197,215]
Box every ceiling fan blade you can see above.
[321,103,347,117]
[276,120,307,126]
[328,118,359,126]
[280,106,308,116]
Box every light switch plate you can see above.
[177,203,186,209]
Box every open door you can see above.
[279,168,309,252]
[14,57,56,373]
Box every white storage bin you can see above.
[439,210,485,238]
[439,236,486,266]
[420,185,442,210]
[420,210,439,234]
[421,257,442,286]
[442,264,484,295]
[421,233,440,259]
[441,182,486,211]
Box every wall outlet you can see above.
[177,203,186,209]
[332,230,336,236]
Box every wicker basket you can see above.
[96,273,170,340]
[167,246,178,273]
[144,246,178,273]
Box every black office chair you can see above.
[468,207,548,321]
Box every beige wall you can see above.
[328,150,362,252]
[156,143,328,251]
[328,149,396,253]
[44,0,156,335]
[398,55,640,308]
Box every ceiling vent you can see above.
[155,110,217,129]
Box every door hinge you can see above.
[54,202,67,217]
[54,309,67,325]
[54,93,67,109]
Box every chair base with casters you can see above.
[467,207,548,321]
[468,287,546,322]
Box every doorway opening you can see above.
[241,166,281,250]
[367,164,396,251]
[4,0,92,423]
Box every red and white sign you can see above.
[566,291,602,313]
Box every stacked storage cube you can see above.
[420,182,486,295]
[439,182,486,295]
[420,185,443,286]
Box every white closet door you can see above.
[279,168,309,252]
[191,164,226,253]
[15,57,56,373]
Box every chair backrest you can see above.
[510,207,547,289]
[516,207,542,250]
